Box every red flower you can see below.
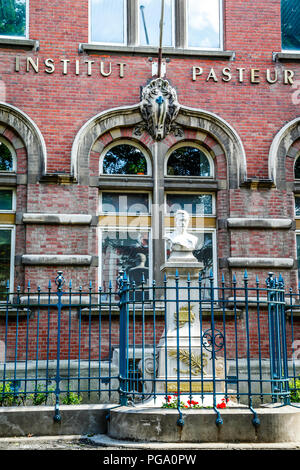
[216,402,226,409]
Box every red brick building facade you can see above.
[0,0,299,366]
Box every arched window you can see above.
[295,155,300,179]
[0,138,15,172]
[166,145,212,177]
[101,142,150,175]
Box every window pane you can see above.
[102,144,148,175]
[102,193,149,214]
[167,147,211,177]
[297,235,300,285]
[0,230,11,295]
[295,197,300,216]
[166,194,213,215]
[295,158,300,179]
[166,231,214,298]
[282,0,300,51]
[101,230,150,293]
[0,190,13,211]
[0,0,26,37]
[139,0,173,47]
[91,0,125,44]
[188,0,221,49]
[0,141,13,171]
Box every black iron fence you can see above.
[0,270,299,425]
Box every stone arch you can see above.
[72,103,246,188]
[269,117,300,188]
[0,101,47,181]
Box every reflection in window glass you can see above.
[139,0,173,47]
[188,0,221,49]
[101,230,150,293]
[295,157,300,179]
[166,231,214,298]
[166,194,213,215]
[102,193,149,214]
[297,235,300,286]
[0,230,11,297]
[282,0,300,51]
[167,147,211,177]
[102,144,148,175]
[0,141,13,171]
[295,197,300,216]
[0,0,26,37]
[90,0,125,44]
[0,190,13,211]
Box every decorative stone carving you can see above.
[134,78,181,141]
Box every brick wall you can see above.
[0,0,299,366]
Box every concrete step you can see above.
[107,405,300,443]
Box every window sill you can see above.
[0,37,39,51]
[273,51,300,62]
[98,175,153,190]
[164,177,217,191]
[0,173,17,186]
[0,306,31,317]
[79,43,235,60]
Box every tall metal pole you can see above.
[158,0,165,78]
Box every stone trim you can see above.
[78,43,235,60]
[72,103,246,189]
[22,255,92,265]
[228,257,295,269]
[0,102,47,181]
[227,218,293,229]
[22,213,92,225]
[273,51,300,62]
[269,117,300,188]
[0,38,39,50]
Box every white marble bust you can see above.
[166,210,198,261]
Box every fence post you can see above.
[118,271,129,406]
[53,271,64,423]
[266,272,289,404]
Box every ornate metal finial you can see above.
[134,78,182,141]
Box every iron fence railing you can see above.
[0,270,299,425]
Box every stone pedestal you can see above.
[142,260,225,407]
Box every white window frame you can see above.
[98,226,153,289]
[164,142,215,178]
[281,0,300,53]
[0,0,29,40]
[0,225,15,298]
[137,0,175,48]
[296,231,300,287]
[88,0,224,51]
[164,227,218,286]
[295,194,300,218]
[99,139,152,176]
[89,0,127,46]
[164,191,216,217]
[186,0,223,51]
[99,190,152,216]
[0,188,16,213]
